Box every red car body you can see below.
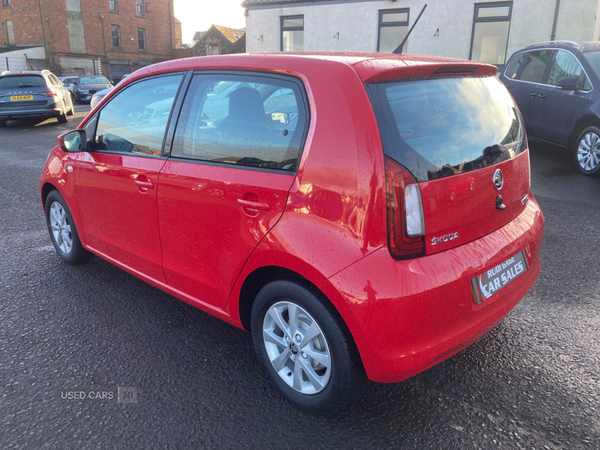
[40,53,544,385]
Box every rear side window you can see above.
[518,50,553,83]
[367,76,526,182]
[172,73,307,171]
[0,76,46,88]
[505,53,527,79]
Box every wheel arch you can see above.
[570,115,600,148]
[41,182,59,212]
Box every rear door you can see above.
[157,72,309,308]
[529,50,594,145]
[74,73,184,282]
[367,75,530,255]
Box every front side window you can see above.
[547,51,589,90]
[109,0,118,12]
[111,24,120,47]
[94,74,183,156]
[518,50,553,83]
[138,28,146,50]
[280,16,303,51]
[172,74,308,172]
[367,76,525,182]
[470,2,512,66]
[377,9,409,53]
[136,0,144,15]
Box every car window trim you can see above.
[505,48,593,93]
[161,70,193,157]
[168,69,311,175]
[89,71,188,159]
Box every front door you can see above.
[75,73,184,282]
[158,72,309,307]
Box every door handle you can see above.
[529,92,537,96]
[134,180,154,189]
[538,94,546,98]
[237,198,270,211]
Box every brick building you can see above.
[0,0,191,79]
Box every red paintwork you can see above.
[422,151,531,255]
[40,52,544,384]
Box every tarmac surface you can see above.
[0,106,599,449]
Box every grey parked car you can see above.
[499,41,600,175]
[0,70,74,127]
[63,75,113,104]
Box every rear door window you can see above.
[367,76,525,181]
[171,73,308,171]
[518,50,554,83]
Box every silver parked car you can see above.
[0,70,74,127]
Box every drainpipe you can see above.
[551,0,561,41]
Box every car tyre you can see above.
[45,190,92,264]
[0,119,7,128]
[574,126,600,176]
[57,111,68,124]
[251,279,365,414]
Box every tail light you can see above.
[39,90,59,98]
[385,156,426,259]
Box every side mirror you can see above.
[557,78,578,90]
[58,130,87,153]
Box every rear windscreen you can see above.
[0,75,46,88]
[367,76,526,182]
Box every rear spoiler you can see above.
[354,60,498,83]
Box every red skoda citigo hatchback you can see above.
[40,53,544,413]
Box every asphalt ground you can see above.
[0,107,599,449]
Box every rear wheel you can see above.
[0,119,6,128]
[57,111,68,124]
[45,190,92,264]
[251,280,365,414]
[574,126,600,175]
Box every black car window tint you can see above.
[518,50,553,83]
[505,53,528,79]
[0,76,46,88]
[172,74,307,172]
[93,74,183,156]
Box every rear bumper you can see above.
[324,195,544,383]
[0,108,61,121]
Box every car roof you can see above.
[123,52,497,85]
[0,70,46,76]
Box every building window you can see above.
[377,9,409,53]
[280,15,303,51]
[470,2,512,66]
[111,24,120,47]
[6,19,14,45]
[3,0,10,7]
[136,0,144,16]
[138,28,146,50]
[109,0,118,12]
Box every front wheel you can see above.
[574,126,600,175]
[45,190,92,264]
[251,280,365,414]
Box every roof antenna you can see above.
[392,4,427,54]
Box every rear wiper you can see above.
[18,85,36,88]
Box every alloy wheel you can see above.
[262,301,332,395]
[577,132,600,172]
[49,201,73,254]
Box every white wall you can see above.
[0,46,46,72]
[246,0,600,61]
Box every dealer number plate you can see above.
[471,250,529,304]
[10,95,33,101]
